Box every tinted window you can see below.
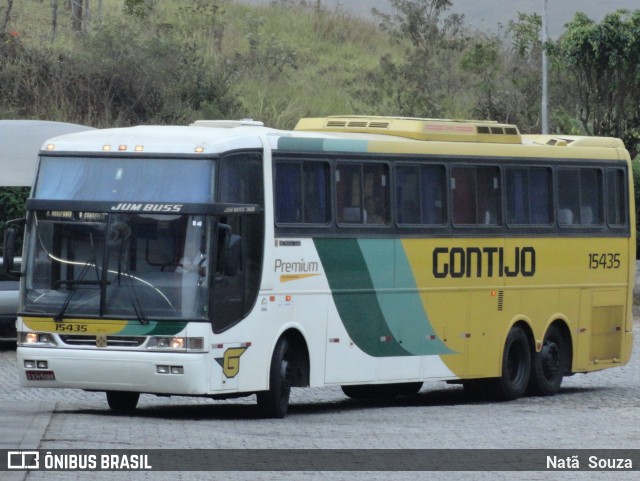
[506,167,552,225]
[451,166,501,225]
[336,163,389,225]
[557,168,602,226]
[396,164,446,225]
[607,168,627,226]
[218,152,263,205]
[275,161,329,224]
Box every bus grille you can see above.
[59,335,146,347]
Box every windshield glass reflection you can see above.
[24,211,209,320]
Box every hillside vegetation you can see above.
[1,0,399,129]
[2,0,640,253]
[0,0,639,146]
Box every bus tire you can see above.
[489,326,531,401]
[257,337,292,418]
[528,324,567,396]
[106,391,139,412]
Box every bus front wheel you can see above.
[106,391,140,412]
[489,326,531,401]
[257,337,292,418]
[528,324,567,396]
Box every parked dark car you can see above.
[0,258,19,341]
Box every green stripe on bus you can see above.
[120,321,187,336]
[277,137,369,153]
[357,239,452,355]
[314,238,410,357]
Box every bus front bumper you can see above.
[16,347,212,395]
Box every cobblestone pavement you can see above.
[1,317,639,481]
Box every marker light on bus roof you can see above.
[135,145,144,152]
[118,145,127,151]
[46,144,55,150]
[102,144,111,151]
[195,146,205,153]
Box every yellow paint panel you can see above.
[23,317,128,335]
[280,273,321,283]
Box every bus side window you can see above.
[557,169,579,226]
[558,167,602,226]
[579,169,602,225]
[451,167,476,224]
[336,162,388,225]
[275,162,302,223]
[219,153,264,206]
[396,164,445,225]
[275,161,329,225]
[607,168,627,226]
[421,165,445,224]
[506,167,551,225]
[336,164,363,223]
[396,165,421,224]
[302,163,329,223]
[452,166,500,225]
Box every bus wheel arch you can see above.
[528,320,572,396]
[256,328,310,418]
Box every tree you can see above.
[460,40,502,120]
[359,0,466,117]
[1,0,14,35]
[551,10,640,157]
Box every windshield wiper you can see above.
[124,271,149,325]
[54,259,95,322]
[112,235,149,325]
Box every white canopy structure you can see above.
[0,120,94,186]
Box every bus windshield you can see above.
[35,156,214,202]
[23,211,210,321]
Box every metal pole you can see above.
[541,0,549,134]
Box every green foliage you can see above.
[360,0,466,117]
[0,187,29,256]
[460,40,502,120]
[123,0,154,19]
[551,9,640,157]
[1,0,640,145]
[632,159,640,258]
[0,0,638,248]
[0,14,238,126]
[508,12,542,57]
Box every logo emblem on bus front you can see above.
[96,334,108,348]
[215,347,248,378]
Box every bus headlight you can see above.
[19,332,57,347]
[147,337,205,352]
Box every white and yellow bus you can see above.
[8,116,634,417]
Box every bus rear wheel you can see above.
[488,326,531,401]
[528,324,567,396]
[257,337,292,418]
[106,391,140,412]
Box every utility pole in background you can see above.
[541,0,549,134]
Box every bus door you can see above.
[210,212,264,333]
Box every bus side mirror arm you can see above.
[3,218,25,277]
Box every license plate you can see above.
[26,370,55,381]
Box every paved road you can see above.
[1,315,639,481]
